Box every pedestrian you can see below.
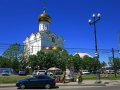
[77,70,82,84]
[62,71,66,83]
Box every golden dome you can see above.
[52,46,62,51]
[38,10,51,23]
[42,46,63,51]
[43,46,52,50]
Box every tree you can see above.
[19,56,28,70]
[72,54,82,71]
[100,61,107,68]
[108,57,120,70]
[82,56,98,72]
[0,56,12,68]
[28,50,69,71]
[58,50,69,70]
[0,55,19,73]
[11,59,19,73]
[36,50,69,70]
[28,55,38,71]
[2,43,24,61]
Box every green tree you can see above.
[0,56,19,73]
[108,57,120,78]
[19,56,28,70]
[11,59,19,73]
[108,57,120,70]
[59,50,69,70]
[28,55,38,71]
[28,50,69,71]
[36,50,69,70]
[100,61,107,68]
[2,43,24,61]
[72,54,82,71]
[44,51,57,69]
[0,56,12,68]
[37,51,47,69]
[82,56,98,72]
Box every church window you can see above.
[34,37,37,41]
[40,24,43,30]
[44,24,47,30]
[52,37,55,43]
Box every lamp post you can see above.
[88,13,101,82]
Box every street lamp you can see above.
[88,13,101,82]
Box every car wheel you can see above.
[20,84,26,89]
[45,84,51,89]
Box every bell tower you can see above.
[38,10,51,32]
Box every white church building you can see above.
[24,10,64,55]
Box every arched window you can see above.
[34,37,37,41]
[52,37,55,43]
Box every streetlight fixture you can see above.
[88,13,101,82]
[119,50,120,54]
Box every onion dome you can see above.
[38,10,51,23]
[42,46,63,51]
[52,45,62,51]
[43,46,52,50]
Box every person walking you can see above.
[62,71,66,83]
[77,70,82,84]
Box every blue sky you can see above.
[0,0,120,62]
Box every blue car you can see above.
[18,70,27,76]
[16,75,56,89]
[1,70,11,76]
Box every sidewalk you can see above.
[57,80,106,86]
[0,83,15,88]
[0,80,120,88]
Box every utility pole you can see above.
[112,48,117,78]
[119,33,120,53]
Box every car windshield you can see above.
[33,75,51,79]
[3,70,9,73]
[82,70,88,72]
[28,77,36,80]
[19,70,25,72]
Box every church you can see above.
[24,10,64,55]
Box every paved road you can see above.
[0,86,120,90]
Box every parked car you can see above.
[1,70,11,76]
[102,66,114,74]
[18,70,27,75]
[82,70,90,75]
[0,68,13,75]
[117,70,120,74]
[105,70,114,74]
[32,70,47,76]
[16,75,56,89]
[47,71,53,76]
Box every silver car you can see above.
[1,70,11,76]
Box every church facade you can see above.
[24,10,64,55]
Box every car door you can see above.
[35,75,49,87]
[28,77,38,87]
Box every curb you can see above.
[0,85,16,88]
[0,84,106,88]
[79,84,106,86]
[57,83,106,86]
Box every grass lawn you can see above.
[0,74,120,84]
[0,75,29,84]
[82,74,120,80]
[101,74,120,80]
